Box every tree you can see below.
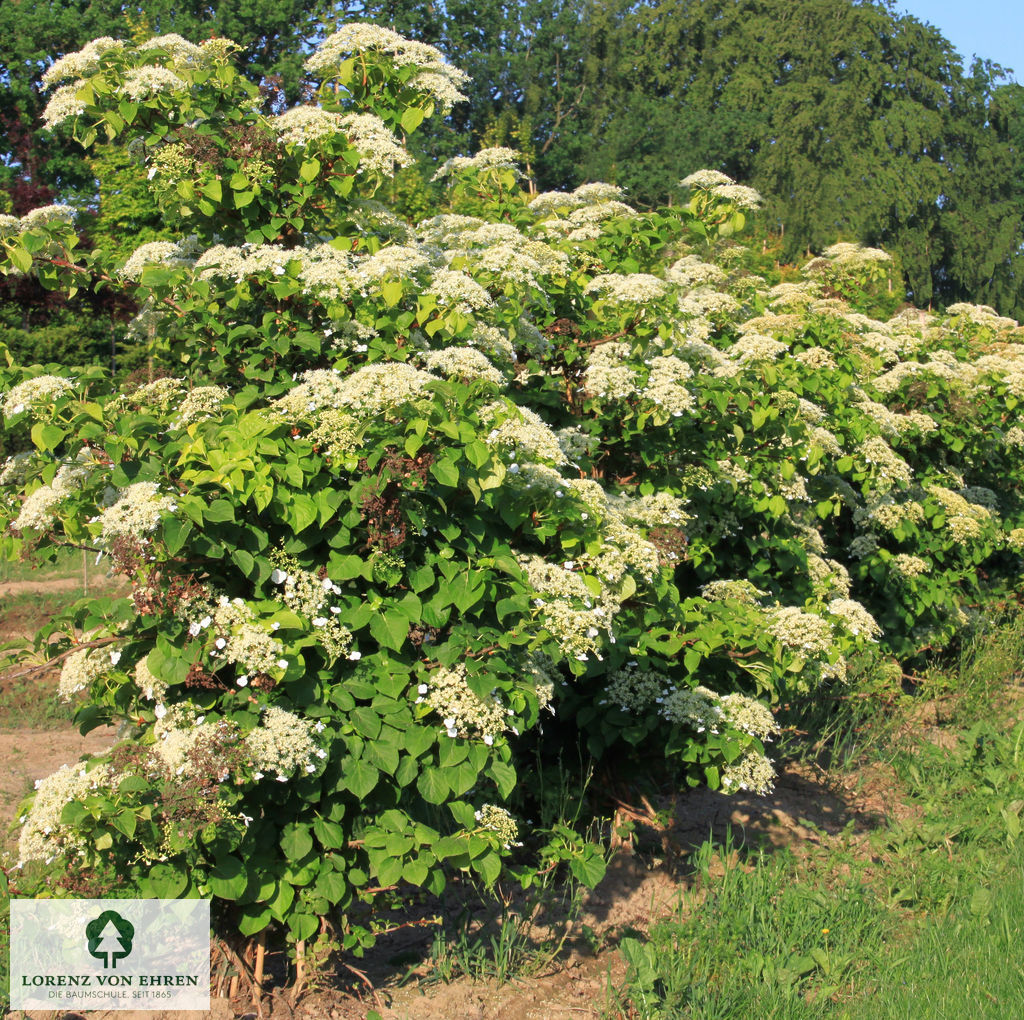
[934,72,1024,318]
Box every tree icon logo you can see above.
[85,910,135,969]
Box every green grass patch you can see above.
[0,545,88,585]
[0,673,75,730]
[616,840,893,1018]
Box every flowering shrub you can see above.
[4,25,1024,965]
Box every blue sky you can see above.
[897,2,1023,80]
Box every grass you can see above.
[0,545,89,585]
[610,615,1024,1019]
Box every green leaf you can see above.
[488,760,517,799]
[231,548,256,577]
[313,816,346,850]
[289,913,319,941]
[569,851,607,888]
[417,767,449,804]
[210,855,249,900]
[238,905,272,936]
[381,279,404,306]
[342,759,380,799]
[315,868,349,904]
[403,858,429,886]
[280,823,313,860]
[111,809,137,838]
[401,107,425,133]
[430,458,460,488]
[162,517,193,555]
[30,423,65,452]
[146,863,188,898]
[369,611,408,652]
[473,850,501,886]
[204,499,235,523]
[351,706,382,740]
[299,159,321,182]
[201,178,223,202]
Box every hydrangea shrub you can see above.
[3,25,1024,962]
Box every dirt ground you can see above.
[0,582,912,1020]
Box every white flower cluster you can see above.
[767,606,834,655]
[422,347,504,386]
[679,169,733,190]
[820,242,893,269]
[678,287,741,321]
[58,646,115,702]
[603,663,668,713]
[42,37,124,87]
[644,356,695,416]
[305,23,469,112]
[195,243,295,282]
[659,685,723,732]
[849,534,879,559]
[712,183,763,209]
[336,113,414,176]
[700,579,767,604]
[423,268,493,313]
[18,761,111,866]
[944,302,1018,333]
[269,557,353,662]
[667,255,726,289]
[528,182,626,215]
[794,347,837,370]
[807,555,852,599]
[858,437,914,491]
[12,464,87,532]
[174,386,229,427]
[419,664,512,742]
[0,451,34,487]
[718,694,779,741]
[98,482,177,542]
[585,273,668,305]
[152,704,239,776]
[583,342,635,401]
[273,364,437,421]
[245,705,323,779]
[434,146,522,181]
[484,401,566,465]
[925,484,991,543]
[3,374,74,417]
[188,595,287,678]
[271,105,346,146]
[721,752,776,795]
[119,240,195,280]
[307,409,360,460]
[121,65,187,101]
[728,333,789,364]
[443,221,568,290]
[474,804,519,847]
[827,598,881,640]
[42,82,87,129]
[135,655,166,702]
[519,554,616,661]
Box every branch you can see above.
[47,256,185,315]
[4,635,119,682]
